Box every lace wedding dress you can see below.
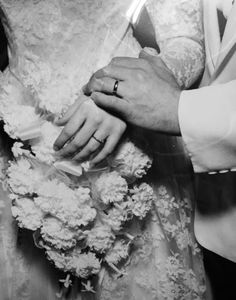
[0,0,206,299]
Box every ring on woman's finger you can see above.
[113,80,119,96]
[92,134,105,144]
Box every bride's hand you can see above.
[53,97,126,165]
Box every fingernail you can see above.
[142,47,159,56]
[91,92,97,100]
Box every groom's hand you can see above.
[84,50,181,135]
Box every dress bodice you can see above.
[0,0,140,115]
[146,0,204,88]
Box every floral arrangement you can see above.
[0,89,154,295]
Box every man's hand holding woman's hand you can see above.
[53,49,182,165]
[84,50,181,135]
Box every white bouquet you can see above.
[0,92,154,294]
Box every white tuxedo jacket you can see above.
[179,0,236,261]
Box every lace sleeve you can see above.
[146,0,205,88]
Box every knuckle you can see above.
[135,70,146,82]
[103,118,113,129]
[102,66,110,76]
[95,78,104,90]
[62,130,71,139]
[93,115,102,126]
[112,120,126,134]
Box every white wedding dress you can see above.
[0,0,207,299]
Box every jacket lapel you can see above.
[203,0,221,75]
[214,3,236,72]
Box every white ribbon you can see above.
[54,159,84,177]
[16,120,43,141]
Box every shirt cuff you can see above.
[178,84,236,173]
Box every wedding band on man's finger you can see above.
[113,80,119,96]
[88,77,122,96]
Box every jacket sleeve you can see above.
[178,80,236,173]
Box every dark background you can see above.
[0,20,8,71]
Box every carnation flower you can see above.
[11,197,44,230]
[41,217,79,250]
[105,240,130,265]
[3,105,40,139]
[101,205,131,232]
[74,187,92,205]
[108,140,152,180]
[35,179,96,228]
[129,183,155,219]
[73,252,101,278]
[94,171,128,205]
[7,158,44,195]
[85,225,115,253]
[3,88,155,282]
[46,249,72,271]
[46,247,101,278]
[36,179,78,205]
[30,121,62,164]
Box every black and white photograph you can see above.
[0,0,235,299]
